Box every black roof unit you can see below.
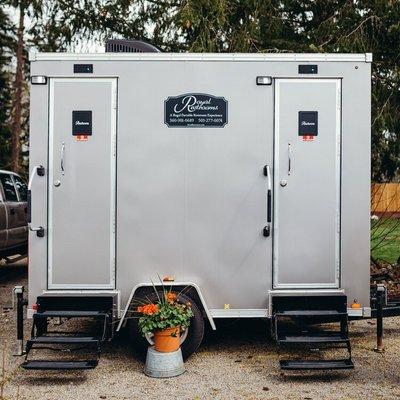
[105,39,161,53]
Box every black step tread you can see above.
[280,359,354,370]
[22,360,98,370]
[28,335,101,345]
[34,310,108,318]
[278,332,349,344]
[276,310,347,317]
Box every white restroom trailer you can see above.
[25,50,371,370]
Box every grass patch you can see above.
[371,218,400,264]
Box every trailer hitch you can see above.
[12,286,27,356]
[373,284,385,353]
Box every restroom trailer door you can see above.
[48,78,117,289]
[273,79,341,289]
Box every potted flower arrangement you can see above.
[136,290,193,353]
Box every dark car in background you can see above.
[0,170,28,259]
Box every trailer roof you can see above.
[29,52,372,63]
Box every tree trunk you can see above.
[11,2,25,173]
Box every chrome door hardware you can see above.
[60,142,65,175]
[28,165,45,236]
[263,164,272,237]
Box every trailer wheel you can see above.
[128,291,204,360]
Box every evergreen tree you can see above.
[1,1,399,181]
[0,6,14,170]
[4,0,42,174]
[107,0,399,181]
[282,0,400,181]
[3,1,107,175]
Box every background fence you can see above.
[371,183,400,214]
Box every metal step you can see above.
[275,310,347,317]
[278,332,349,344]
[33,310,108,318]
[280,359,354,370]
[21,359,98,370]
[27,335,101,345]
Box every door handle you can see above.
[60,142,65,175]
[263,165,272,237]
[10,207,15,215]
[288,142,292,176]
[29,226,45,237]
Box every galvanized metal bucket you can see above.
[144,346,185,378]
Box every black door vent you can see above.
[105,39,161,53]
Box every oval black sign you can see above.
[164,93,228,128]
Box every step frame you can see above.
[24,309,110,371]
[280,358,354,371]
[22,359,98,370]
[277,331,350,344]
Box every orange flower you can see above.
[137,306,143,313]
[166,292,177,304]
[140,303,159,315]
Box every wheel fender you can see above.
[116,282,216,331]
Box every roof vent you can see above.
[105,39,161,53]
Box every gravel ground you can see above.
[1,259,400,400]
